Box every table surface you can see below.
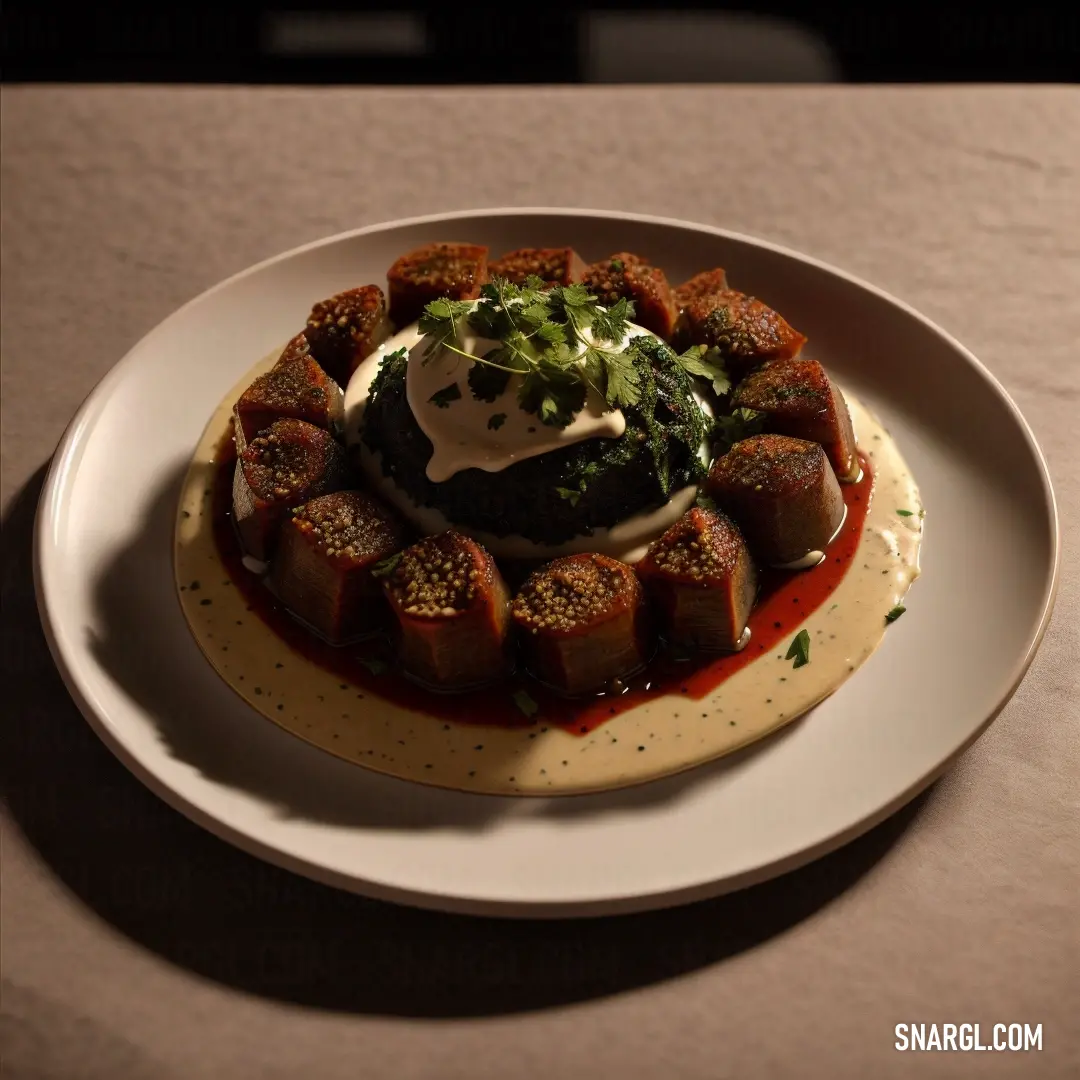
[2,85,1077,1080]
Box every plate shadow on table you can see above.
[4,464,931,1017]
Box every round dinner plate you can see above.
[35,209,1059,917]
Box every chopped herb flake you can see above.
[512,689,540,717]
[429,382,462,408]
[896,509,914,517]
[785,629,811,669]
[885,605,906,623]
[487,412,507,430]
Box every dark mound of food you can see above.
[361,336,711,546]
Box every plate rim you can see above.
[32,206,1062,917]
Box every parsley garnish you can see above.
[555,486,581,506]
[370,552,402,579]
[896,509,914,517]
[360,657,389,676]
[429,382,462,408]
[487,412,507,430]
[512,689,540,718]
[714,407,766,451]
[885,605,906,623]
[674,344,732,397]
[785,629,811,668]
[418,298,474,360]
[413,277,647,429]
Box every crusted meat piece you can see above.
[579,253,678,340]
[381,531,513,690]
[637,508,757,652]
[304,285,392,388]
[231,418,348,561]
[386,243,489,328]
[271,491,408,643]
[732,357,860,481]
[704,434,845,567]
[679,288,806,379]
[233,334,343,452]
[512,553,652,696]
[674,268,729,332]
[488,247,587,287]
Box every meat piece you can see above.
[304,285,392,388]
[271,491,408,644]
[488,247,587,287]
[704,434,845,567]
[232,418,349,561]
[637,508,757,652]
[386,243,489,328]
[674,268,729,337]
[233,334,343,452]
[679,288,806,379]
[579,253,678,340]
[381,531,513,690]
[732,357,860,481]
[512,553,653,696]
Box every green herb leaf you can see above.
[785,629,811,668]
[487,412,507,431]
[675,344,732,396]
[429,382,462,408]
[535,320,568,345]
[896,509,914,517]
[714,407,766,450]
[370,552,402,579]
[418,298,474,360]
[359,657,389,676]
[610,258,624,272]
[590,296,633,343]
[512,689,540,718]
[518,356,587,428]
[554,486,581,506]
[885,605,906,623]
[468,355,512,402]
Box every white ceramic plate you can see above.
[35,209,1059,917]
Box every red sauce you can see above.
[212,447,872,734]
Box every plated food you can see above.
[175,239,923,795]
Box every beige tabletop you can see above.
[2,85,1077,1079]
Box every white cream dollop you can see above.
[401,311,651,483]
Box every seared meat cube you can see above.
[732,357,860,481]
[679,288,806,379]
[304,285,392,388]
[386,243,489,328]
[381,531,513,690]
[232,418,348,561]
[233,334,343,452]
[512,553,653,696]
[637,508,757,652]
[271,490,408,644]
[488,247,587,287]
[674,268,729,336]
[580,253,678,340]
[704,434,845,567]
